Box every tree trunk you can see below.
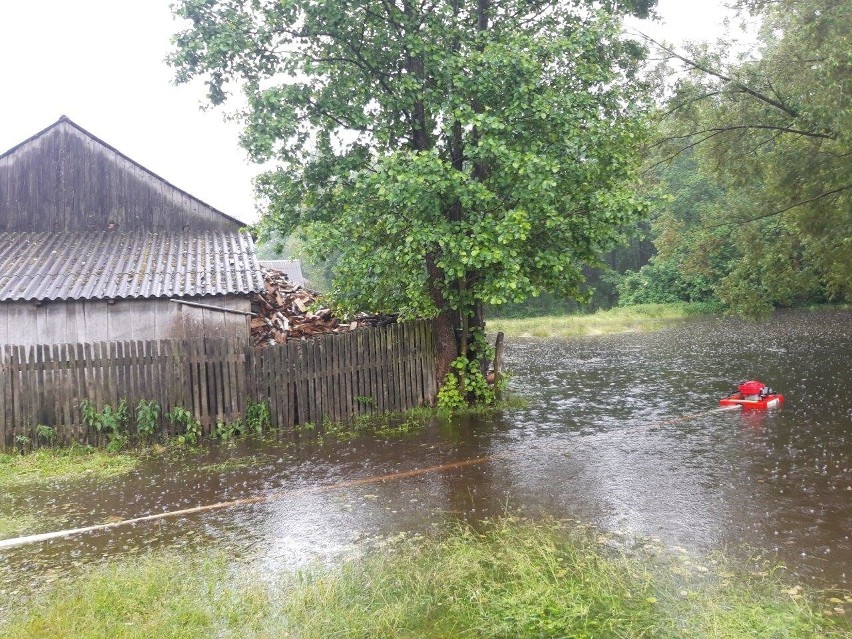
[426,253,460,391]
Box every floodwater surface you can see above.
[1,309,850,600]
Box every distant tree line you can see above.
[615,0,850,317]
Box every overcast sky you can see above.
[0,0,736,225]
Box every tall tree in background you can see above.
[170,0,653,401]
[643,0,850,315]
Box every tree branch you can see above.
[652,124,834,147]
[707,186,851,228]
[638,33,802,120]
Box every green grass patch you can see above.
[4,518,848,638]
[0,446,138,488]
[295,399,526,443]
[0,513,41,541]
[1,553,273,639]
[488,302,722,339]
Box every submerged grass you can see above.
[0,446,138,488]
[488,302,722,339]
[0,513,41,540]
[4,518,848,639]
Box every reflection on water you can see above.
[1,309,850,599]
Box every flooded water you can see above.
[1,309,850,599]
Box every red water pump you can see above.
[738,380,766,397]
[720,379,784,409]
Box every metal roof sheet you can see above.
[258,259,308,288]
[0,230,264,302]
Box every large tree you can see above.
[641,0,851,315]
[170,0,654,401]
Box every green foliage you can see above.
[134,400,161,440]
[13,435,31,454]
[212,420,244,441]
[244,400,271,437]
[13,424,59,453]
[166,407,201,445]
[639,0,852,315]
[80,399,129,452]
[34,424,56,446]
[438,329,499,409]
[170,0,655,380]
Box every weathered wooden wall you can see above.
[0,119,242,232]
[0,296,251,347]
[0,320,436,447]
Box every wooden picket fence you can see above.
[0,320,436,447]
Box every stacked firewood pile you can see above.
[250,267,398,347]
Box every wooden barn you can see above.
[0,116,263,346]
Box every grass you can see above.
[0,513,42,540]
[0,445,138,489]
[3,517,848,639]
[488,302,722,339]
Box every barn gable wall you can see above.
[0,118,244,233]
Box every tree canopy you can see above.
[170,0,655,396]
[632,0,851,315]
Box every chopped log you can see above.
[250,267,399,348]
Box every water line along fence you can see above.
[0,319,436,447]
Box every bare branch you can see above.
[707,186,851,228]
[652,124,834,147]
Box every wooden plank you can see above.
[414,320,425,404]
[59,343,71,432]
[414,320,425,405]
[70,343,84,440]
[311,338,321,424]
[404,322,416,408]
[397,323,408,411]
[362,329,373,415]
[278,344,288,426]
[187,343,202,434]
[10,346,21,442]
[285,342,296,430]
[397,323,407,411]
[109,341,122,410]
[360,330,372,414]
[335,333,344,422]
[382,326,394,412]
[0,346,6,446]
[210,340,224,424]
[129,340,141,411]
[322,335,334,422]
[330,334,341,423]
[199,341,212,433]
[294,341,307,425]
[322,337,331,422]
[51,344,64,432]
[226,340,238,423]
[9,347,21,443]
[401,322,413,410]
[162,341,177,436]
[341,332,358,417]
[425,319,437,402]
[373,328,385,414]
[381,326,391,413]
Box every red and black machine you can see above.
[720,380,784,410]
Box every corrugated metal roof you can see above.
[0,230,264,302]
[259,259,308,288]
